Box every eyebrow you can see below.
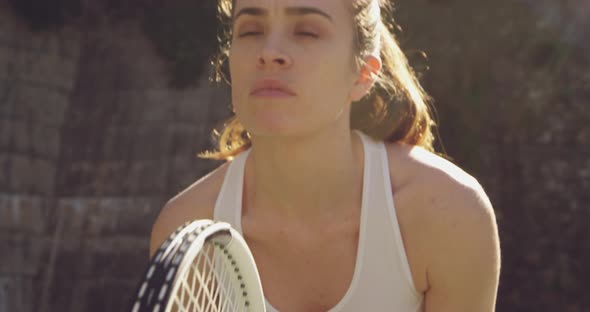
[233,6,334,24]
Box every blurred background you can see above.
[0,0,588,311]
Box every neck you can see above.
[243,128,365,224]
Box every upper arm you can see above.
[149,164,227,259]
[148,201,196,259]
[423,180,501,312]
[384,143,500,310]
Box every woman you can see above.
[150,0,501,311]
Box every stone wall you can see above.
[0,2,229,311]
[0,2,81,310]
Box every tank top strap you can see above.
[213,148,251,224]
[356,131,424,302]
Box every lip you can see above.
[250,78,297,97]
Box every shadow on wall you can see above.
[8,0,220,88]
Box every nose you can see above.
[257,38,293,70]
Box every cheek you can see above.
[228,48,252,94]
[306,56,356,99]
[228,47,243,79]
[229,40,253,63]
[303,39,357,80]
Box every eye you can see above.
[295,31,319,38]
[238,31,263,38]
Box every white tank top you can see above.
[214,130,424,311]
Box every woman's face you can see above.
[229,0,365,137]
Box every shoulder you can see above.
[384,142,499,252]
[384,142,479,191]
[385,142,501,309]
[384,142,495,222]
[149,161,230,258]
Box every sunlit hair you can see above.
[200,0,437,160]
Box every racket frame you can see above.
[130,219,266,312]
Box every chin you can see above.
[246,121,303,137]
[237,109,300,135]
[235,104,340,139]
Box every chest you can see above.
[243,223,360,312]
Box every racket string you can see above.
[209,247,226,311]
[200,244,221,311]
[210,244,242,312]
[171,241,246,312]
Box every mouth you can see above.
[250,88,296,97]
[250,79,297,98]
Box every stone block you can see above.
[0,275,34,312]
[57,199,82,235]
[30,158,56,196]
[137,97,174,123]
[12,28,53,54]
[82,282,107,312]
[169,123,197,147]
[9,155,32,192]
[48,250,88,307]
[13,86,48,122]
[19,52,55,83]
[135,160,168,195]
[0,45,19,81]
[174,86,214,123]
[99,126,120,159]
[0,15,15,41]
[0,194,16,230]
[54,28,82,61]
[0,118,11,150]
[46,276,76,312]
[3,42,78,90]
[31,124,60,160]
[0,233,17,272]
[15,195,47,234]
[2,50,32,81]
[112,198,160,236]
[58,197,94,237]
[10,119,30,154]
[0,233,41,276]
[93,160,126,195]
[125,162,143,195]
[0,193,51,234]
[85,236,149,281]
[10,90,31,121]
[22,88,69,126]
[0,153,8,189]
[103,281,137,312]
[130,125,168,161]
[85,198,119,237]
[0,82,16,118]
[63,197,160,237]
[106,126,133,159]
[0,276,8,312]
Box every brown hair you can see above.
[200,0,437,160]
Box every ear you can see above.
[349,55,382,102]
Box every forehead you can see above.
[233,0,352,20]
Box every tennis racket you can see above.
[129,219,266,312]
